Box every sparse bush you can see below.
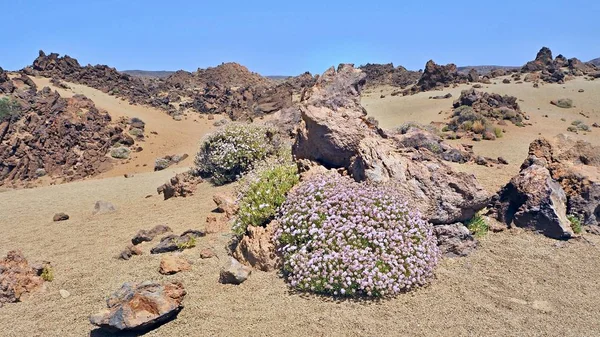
[41,266,54,282]
[395,122,439,135]
[0,97,21,121]
[493,127,503,138]
[472,120,486,134]
[461,121,473,131]
[467,212,488,238]
[233,154,299,236]
[176,236,197,250]
[276,173,439,297]
[567,214,582,234]
[571,120,583,126]
[567,126,578,133]
[195,123,277,185]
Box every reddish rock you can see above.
[159,255,191,275]
[232,222,281,271]
[53,213,69,222]
[89,281,186,332]
[0,251,49,305]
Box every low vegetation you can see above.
[275,173,439,297]
[567,214,583,234]
[195,123,278,185]
[0,97,21,121]
[233,152,299,236]
[41,266,54,282]
[467,212,488,238]
[552,98,573,109]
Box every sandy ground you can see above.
[2,78,600,336]
[362,76,600,192]
[27,77,221,180]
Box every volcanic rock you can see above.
[150,230,204,254]
[219,257,251,285]
[89,281,186,332]
[159,255,191,275]
[293,64,489,224]
[0,251,49,305]
[93,200,116,215]
[53,213,69,222]
[132,225,173,245]
[433,223,478,257]
[157,172,203,200]
[232,221,281,272]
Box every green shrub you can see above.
[41,266,54,282]
[195,123,277,185]
[467,212,488,238]
[567,214,582,234]
[233,155,299,236]
[0,97,21,121]
[461,121,473,131]
[553,98,573,109]
[176,236,197,250]
[493,127,503,138]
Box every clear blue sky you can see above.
[2,0,599,75]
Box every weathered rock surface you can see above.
[433,223,478,257]
[150,230,204,254]
[89,281,186,332]
[358,63,420,88]
[157,172,203,200]
[0,74,131,185]
[521,47,597,83]
[0,251,49,305]
[132,225,173,245]
[219,257,251,285]
[232,222,281,271]
[490,164,573,239]
[155,154,189,171]
[212,193,238,218]
[159,255,191,275]
[118,244,143,260]
[406,60,468,94]
[293,64,489,224]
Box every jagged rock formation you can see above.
[292,64,489,224]
[0,70,133,185]
[403,60,468,94]
[358,63,420,88]
[0,251,51,306]
[521,47,597,83]
[490,134,600,237]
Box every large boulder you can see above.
[293,65,489,224]
[490,165,573,239]
[407,60,468,93]
[89,281,186,332]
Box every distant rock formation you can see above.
[521,47,597,83]
[358,63,420,88]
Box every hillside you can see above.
[121,70,176,78]
[457,65,519,74]
[589,58,600,66]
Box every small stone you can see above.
[53,213,69,222]
[219,257,251,285]
[59,289,70,298]
[199,248,216,259]
[159,255,191,275]
[119,244,143,260]
[497,157,509,165]
[124,173,134,178]
[93,201,116,215]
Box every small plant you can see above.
[0,97,21,121]
[233,156,299,236]
[567,126,578,133]
[472,120,486,134]
[41,266,54,282]
[467,212,488,238]
[567,214,583,234]
[176,236,197,250]
[461,121,473,131]
[276,173,439,297]
[552,98,573,109]
[571,120,583,126]
[493,127,503,138]
[195,123,277,185]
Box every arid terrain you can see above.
[1,48,600,337]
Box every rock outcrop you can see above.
[293,64,489,224]
[89,281,186,332]
[490,134,600,237]
[132,225,173,245]
[232,221,281,271]
[358,63,420,88]
[150,230,204,254]
[0,251,50,306]
[405,60,468,94]
[157,172,203,200]
[521,47,597,83]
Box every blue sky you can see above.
[2,0,599,75]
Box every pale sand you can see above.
[362,76,600,192]
[1,78,600,336]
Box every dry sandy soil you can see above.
[1,78,600,336]
[362,76,600,192]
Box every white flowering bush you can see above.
[195,123,277,185]
[233,153,299,236]
[275,173,439,297]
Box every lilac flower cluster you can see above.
[275,173,439,297]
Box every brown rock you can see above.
[212,193,238,218]
[219,257,251,285]
[157,172,202,200]
[205,215,229,234]
[433,223,478,257]
[159,255,191,275]
[132,225,172,245]
[0,251,48,305]
[89,281,186,332]
[199,248,216,259]
[53,213,69,222]
[119,244,143,260]
[150,230,204,254]
[232,221,281,271]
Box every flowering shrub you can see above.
[195,123,277,185]
[233,152,299,236]
[275,174,439,297]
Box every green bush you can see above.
[493,127,503,138]
[567,214,582,234]
[195,123,277,185]
[0,97,21,121]
[233,155,299,236]
[41,266,54,282]
[467,212,488,238]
